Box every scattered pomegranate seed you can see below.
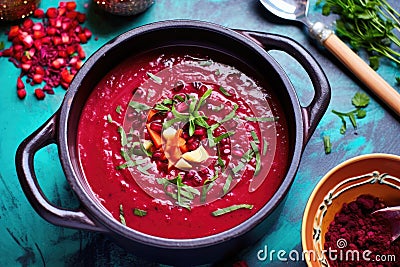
[17,89,27,99]
[33,9,45,18]
[17,77,25,89]
[34,89,46,100]
[0,1,92,100]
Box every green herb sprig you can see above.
[317,0,400,75]
[211,204,253,216]
[332,92,370,134]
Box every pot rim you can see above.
[58,19,304,248]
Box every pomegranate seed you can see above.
[58,50,68,58]
[33,31,46,39]
[187,140,200,151]
[51,59,64,69]
[66,2,77,11]
[66,46,76,55]
[33,74,44,84]
[35,66,45,75]
[22,35,34,48]
[83,28,92,39]
[47,27,57,36]
[1,48,13,57]
[194,128,206,136]
[60,81,69,89]
[61,68,74,83]
[46,8,58,18]
[41,36,51,44]
[33,9,45,18]
[8,26,20,39]
[152,151,163,159]
[58,7,67,16]
[61,32,70,44]
[17,89,27,99]
[17,77,25,89]
[75,60,83,69]
[77,44,85,59]
[35,89,46,100]
[66,11,78,20]
[52,36,62,46]
[33,40,41,50]
[21,63,31,72]
[78,33,87,43]
[22,19,34,30]
[76,13,86,23]
[150,122,162,133]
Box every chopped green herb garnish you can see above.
[154,103,170,112]
[197,88,212,110]
[250,141,261,176]
[352,92,370,108]
[120,149,131,161]
[207,127,216,147]
[244,116,279,122]
[250,130,259,144]
[241,148,254,162]
[189,117,196,137]
[0,41,4,50]
[211,104,224,111]
[198,60,213,66]
[158,174,200,210]
[133,208,147,217]
[323,135,332,154]
[136,163,153,175]
[211,204,253,216]
[146,72,162,84]
[129,101,151,112]
[118,126,128,146]
[262,138,268,156]
[201,169,219,203]
[218,86,232,97]
[332,92,369,134]
[214,131,235,144]
[220,104,238,124]
[222,174,233,195]
[116,160,136,170]
[107,114,113,123]
[115,105,122,114]
[232,162,245,174]
[173,94,186,102]
[119,204,126,225]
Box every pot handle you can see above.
[238,30,331,143]
[15,113,106,233]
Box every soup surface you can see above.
[77,47,290,238]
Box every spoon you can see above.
[372,207,400,242]
[259,0,400,117]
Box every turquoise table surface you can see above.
[1,0,399,266]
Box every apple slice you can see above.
[182,145,209,163]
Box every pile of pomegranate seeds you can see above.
[0,1,92,100]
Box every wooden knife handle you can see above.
[323,33,400,117]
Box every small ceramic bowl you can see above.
[302,153,400,267]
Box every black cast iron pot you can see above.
[16,20,330,266]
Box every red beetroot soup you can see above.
[77,47,290,239]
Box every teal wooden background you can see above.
[0,0,399,266]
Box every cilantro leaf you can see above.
[352,92,370,108]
